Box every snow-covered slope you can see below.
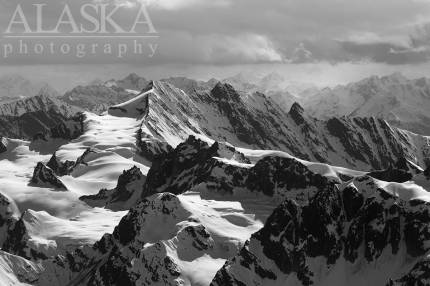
[0,250,43,285]
[0,111,149,259]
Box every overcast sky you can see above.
[0,0,430,89]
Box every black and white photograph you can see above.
[0,0,430,285]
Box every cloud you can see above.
[290,43,313,63]
[140,0,230,10]
[205,34,283,63]
[329,22,430,65]
[1,0,430,65]
[154,32,283,64]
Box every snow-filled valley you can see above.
[0,77,430,286]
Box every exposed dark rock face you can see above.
[49,112,85,140]
[289,102,306,125]
[211,83,280,147]
[0,193,45,261]
[0,91,84,140]
[246,156,333,197]
[43,148,96,179]
[2,216,46,261]
[74,148,96,167]
[0,109,84,141]
[327,117,372,163]
[0,92,78,118]
[394,157,422,174]
[0,137,7,154]
[141,135,337,205]
[425,167,430,178]
[325,116,418,169]
[136,129,173,162]
[31,162,67,190]
[46,152,75,176]
[80,166,146,211]
[367,157,425,183]
[141,135,220,197]
[32,112,86,142]
[368,168,413,183]
[178,225,213,251]
[211,176,430,286]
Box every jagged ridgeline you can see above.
[106,79,430,170]
[0,74,429,286]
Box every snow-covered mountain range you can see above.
[301,73,430,136]
[0,74,429,286]
[223,72,430,136]
[107,80,430,170]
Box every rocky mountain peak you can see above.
[80,166,146,211]
[141,80,155,93]
[0,137,7,154]
[0,193,17,227]
[46,152,75,176]
[289,101,304,114]
[125,72,141,81]
[288,102,306,124]
[31,163,67,190]
[211,82,241,102]
[116,73,150,91]
[36,84,60,98]
[116,166,143,190]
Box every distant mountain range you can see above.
[0,88,82,140]
[222,72,430,136]
[302,73,430,135]
[0,75,55,104]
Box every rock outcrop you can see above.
[30,163,66,190]
[211,176,430,286]
[80,166,146,211]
